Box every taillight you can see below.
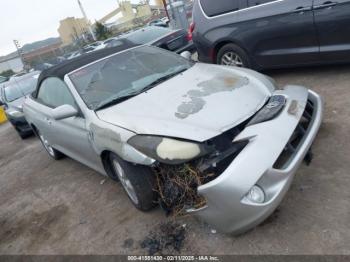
[187,22,195,41]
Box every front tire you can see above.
[217,43,251,68]
[109,153,157,211]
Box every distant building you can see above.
[23,41,63,66]
[0,55,24,73]
[100,1,154,32]
[100,1,152,24]
[58,17,91,46]
[154,0,164,7]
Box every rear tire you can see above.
[217,43,251,68]
[37,130,64,160]
[109,153,157,211]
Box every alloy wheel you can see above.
[112,159,139,205]
[221,52,244,67]
[39,134,55,157]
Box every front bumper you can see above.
[7,115,32,134]
[189,86,323,234]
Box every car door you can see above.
[313,0,350,62]
[237,0,319,68]
[37,77,100,168]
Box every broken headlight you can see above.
[248,95,286,126]
[128,136,213,165]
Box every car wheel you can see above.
[37,131,63,160]
[217,43,251,68]
[109,153,157,211]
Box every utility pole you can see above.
[162,0,170,20]
[13,40,27,71]
[77,0,97,41]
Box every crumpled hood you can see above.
[96,63,274,142]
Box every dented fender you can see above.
[89,120,156,166]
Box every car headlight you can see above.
[128,136,213,164]
[248,95,286,126]
[7,110,24,118]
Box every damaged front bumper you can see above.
[188,86,323,234]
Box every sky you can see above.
[0,0,153,56]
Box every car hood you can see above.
[96,63,274,142]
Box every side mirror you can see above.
[51,104,78,120]
[180,51,192,60]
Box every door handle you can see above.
[314,1,338,10]
[293,6,312,14]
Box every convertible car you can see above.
[23,43,323,234]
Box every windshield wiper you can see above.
[95,94,138,111]
[139,68,188,93]
[95,68,188,111]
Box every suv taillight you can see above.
[187,22,195,41]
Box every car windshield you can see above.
[69,46,193,110]
[4,74,39,102]
[124,26,172,44]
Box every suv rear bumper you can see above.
[188,86,323,234]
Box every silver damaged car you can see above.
[23,44,323,234]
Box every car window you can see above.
[200,0,240,17]
[247,0,275,7]
[37,77,76,108]
[124,27,172,44]
[104,39,115,44]
[106,39,123,48]
[3,74,39,102]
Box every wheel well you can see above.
[30,124,39,136]
[214,40,249,63]
[214,41,233,62]
[101,150,114,176]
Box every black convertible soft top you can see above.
[34,40,138,96]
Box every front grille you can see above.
[273,99,314,169]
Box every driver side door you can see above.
[37,77,101,169]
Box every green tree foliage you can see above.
[94,22,112,41]
[0,69,15,78]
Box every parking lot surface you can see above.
[0,65,350,255]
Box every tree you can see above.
[0,69,15,78]
[94,22,112,41]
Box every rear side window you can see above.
[37,77,76,108]
[125,27,172,44]
[200,0,240,17]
